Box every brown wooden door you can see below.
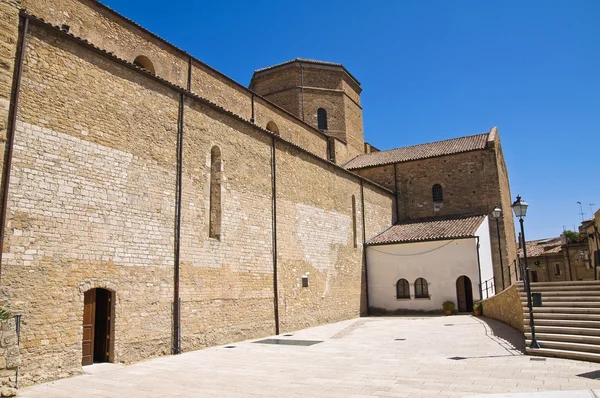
[82,289,96,366]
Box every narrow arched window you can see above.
[266,121,279,135]
[209,146,222,239]
[317,108,328,130]
[133,55,155,74]
[432,184,443,203]
[396,279,410,299]
[352,195,357,248]
[414,278,429,298]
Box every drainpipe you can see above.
[299,62,305,121]
[475,236,483,300]
[271,136,279,334]
[360,181,369,314]
[393,164,400,224]
[0,16,29,282]
[173,92,184,354]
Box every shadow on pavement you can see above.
[474,316,526,354]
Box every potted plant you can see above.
[442,300,455,315]
[473,302,482,316]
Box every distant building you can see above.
[518,232,594,283]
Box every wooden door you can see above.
[82,289,96,366]
[456,276,467,312]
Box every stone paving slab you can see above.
[19,316,600,397]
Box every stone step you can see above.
[518,296,600,302]
[519,290,600,297]
[519,301,600,308]
[526,347,600,363]
[529,281,600,287]
[528,307,600,315]
[525,332,600,345]
[516,285,600,292]
[526,339,600,354]
[527,319,600,328]
[527,313,600,321]
[525,325,600,337]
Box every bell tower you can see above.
[250,59,364,162]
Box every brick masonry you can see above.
[0,1,394,386]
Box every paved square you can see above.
[20,316,600,397]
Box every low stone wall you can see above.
[480,284,524,333]
[0,318,19,397]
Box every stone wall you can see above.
[0,12,394,386]
[480,284,524,333]
[21,0,331,164]
[0,318,19,397]
[353,131,518,296]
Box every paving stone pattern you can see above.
[20,316,600,397]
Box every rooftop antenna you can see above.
[577,201,585,221]
[590,204,596,216]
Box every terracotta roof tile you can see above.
[345,133,489,170]
[252,58,360,86]
[518,237,563,258]
[367,214,486,245]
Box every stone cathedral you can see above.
[0,0,516,385]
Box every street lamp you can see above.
[512,195,540,349]
[492,206,505,291]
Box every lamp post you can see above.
[512,195,540,349]
[492,206,505,291]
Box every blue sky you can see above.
[104,0,600,240]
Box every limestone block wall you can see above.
[2,24,178,384]
[178,101,276,351]
[276,143,371,331]
[480,284,524,333]
[22,0,332,164]
[22,0,189,86]
[0,318,19,397]
[253,97,328,159]
[0,0,22,218]
[0,13,395,386]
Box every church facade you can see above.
[0,0,516,385]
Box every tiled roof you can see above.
[367,214,486,245]
[344,133,489,170]
[518,237,563,258]
[253,58,360,85]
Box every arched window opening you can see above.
[133,55,155,74]
[317,108,328,131]
[209,146,222,239]
[396,279,410,299]
[266,121,279,135]
[432,184,443,203]
[352,195,357,248]
[414,277,429,298]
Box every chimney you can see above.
[518,232,522,249]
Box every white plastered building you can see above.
[366,214,495,313]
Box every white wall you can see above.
[476,217,495,299]
[367,228,492,312]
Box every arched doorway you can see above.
[82,288,113,366]
[456,276,473,313]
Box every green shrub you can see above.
[442,301,455,311]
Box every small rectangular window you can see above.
[554,264,561,276]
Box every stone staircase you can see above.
[519,280,600,363]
